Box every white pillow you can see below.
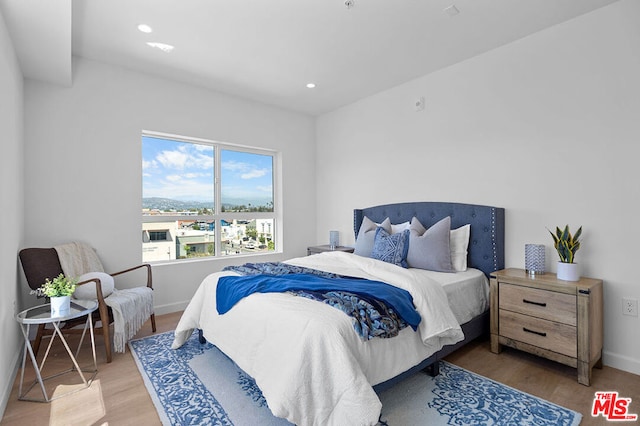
[450,224,471,272]
[73,271,115,300]
[391,221,410,234]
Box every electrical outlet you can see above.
[622,298,638,317]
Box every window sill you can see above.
[148,250,283,267]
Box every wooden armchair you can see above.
[19,247,156,363]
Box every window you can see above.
[142,133,277,262]
[149,230,169,241]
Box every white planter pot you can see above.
[557,262,579,282]
[50,295,71,317]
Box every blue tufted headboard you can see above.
[354,202,505,278]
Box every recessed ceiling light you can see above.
[138,24,153,33]
[306,83,316,89]
[146,42,174,53]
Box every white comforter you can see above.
[172,251,464,426]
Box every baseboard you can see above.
[153,300,190,316]
[0,347,21,422]
[603,350,640,376]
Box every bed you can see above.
[172,201,505,426]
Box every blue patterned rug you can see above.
[129,331,582,426]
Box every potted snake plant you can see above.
[548,225,582,281]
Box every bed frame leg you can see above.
[198,329,206,344]
[424,360,440,377]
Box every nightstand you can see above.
[306,245,355,256]
[490,268,603,386]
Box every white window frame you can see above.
[142,130,281,263]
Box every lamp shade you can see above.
[525,244,545,275]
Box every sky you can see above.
[142,136,273,205]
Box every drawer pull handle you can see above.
[523,327,547,337]
[523,298,546,307]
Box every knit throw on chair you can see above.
[54,241,105,277]
[54,241,154,353]
[105,287,154,352]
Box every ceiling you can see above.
[1,0,619,115]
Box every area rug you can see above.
[129,331,582,426]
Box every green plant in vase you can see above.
[41,273,77,297]
[548,225,582,263]
[548,225,582,281]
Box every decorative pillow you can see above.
[391,221,410,234]
[73,271,115,300]
[370,228,410,268]
[354,216,391,257]
[407,216,455,272]
[450,224,471,272]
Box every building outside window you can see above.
[148,230,169,241]
[142,133,277,262]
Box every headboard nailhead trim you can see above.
[491,208,498,272]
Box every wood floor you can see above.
[2,312,638,425]
[447,340,640,426]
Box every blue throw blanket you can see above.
[223,261,350,279]
[216,273,421,340]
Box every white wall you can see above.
[0,9,24,419]
[316,0,640,375]
[23,57,316,315]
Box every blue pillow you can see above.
[370,227,410,268]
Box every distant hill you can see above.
[143,197,271,211]
[143,197,211,211]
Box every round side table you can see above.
[15,300,98,402]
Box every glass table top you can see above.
[16,300,98,325]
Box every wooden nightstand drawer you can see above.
[491,268,603,386]
[499,310,577,358]
[499,283,577,325]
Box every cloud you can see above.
[193,144,211,152]
[223,160,269,180]
[142,159,157,170]
[241,169,269,179]
[183,172,211,179]
[157,150,189,170]
[143,139,274,202]
[222,160,247,172]
[156,146,213,170]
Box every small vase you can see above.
[329,231,339,250]
[557,262,579,281]
[50,295,71,317]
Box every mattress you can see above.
[284,253,489,386]
[412,267,489,325]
